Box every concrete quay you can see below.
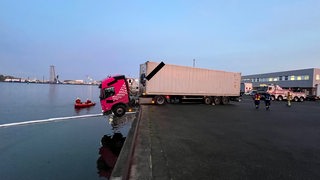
[112,97,320,180]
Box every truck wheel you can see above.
[113,104,126,117]
[155,96,166,105]
[299,97,304,102]
[277,96,283,101]
[294,96,299,102]
[213,96,221,105]
[271,96,275,101]
[204,97,212,105]
[221,97,230,105]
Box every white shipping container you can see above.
[140,61,241,97]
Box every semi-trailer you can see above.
[139,61,241,105]
[99,61,241,117]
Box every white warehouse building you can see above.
[241,68,320,96]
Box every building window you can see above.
[279,76,283,81]
[273,77,278,81]
[290,76,295,80]
[316,74,320,80]
[269,78,273,82]
[297,76,302,80]
[285,76,288,81]
[304,75,309,80]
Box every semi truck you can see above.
[240,82,253,96]
[99,75,131,117]
[99,61,241,117]
[139,61,241,105]
[257,84,306,102]
[316,84,320,100]
[307,84,320,100]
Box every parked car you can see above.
[248,90,257,96]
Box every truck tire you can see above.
[213,96,221,105]
[299,97,304,102]
[221,97,230,105]
[271,95,276,101]
[277,96,283,101]
[294,96,299,102]
[113,104,126,117]
[204,97,212,105]
[155,96,166,105]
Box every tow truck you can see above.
[257,84,306,102]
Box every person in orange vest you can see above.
[86,99,92,104]
[287,91,292,107]
[75,98,82,104]
[254,92,261,109]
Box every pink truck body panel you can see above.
[99,75,130,115]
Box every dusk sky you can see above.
[1,0,320,81]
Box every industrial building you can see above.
[241,68,320,96]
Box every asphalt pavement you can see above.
[125,97,320,180]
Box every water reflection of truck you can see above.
[97,133,125,178]
[257,84,306,102]
[99,61,241,117]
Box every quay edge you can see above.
[110,105,149,180]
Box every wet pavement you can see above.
[123,97,320,180]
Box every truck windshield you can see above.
[100,87,115,100]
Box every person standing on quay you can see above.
[287,91,292,107]
[254,93,261,109]
[264,93,271,110]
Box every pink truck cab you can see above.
[99,75,130,117]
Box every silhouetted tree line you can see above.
[0,74,16,81]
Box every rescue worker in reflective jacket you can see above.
[75,97,81,104]
[287,91,292,107]
[254,93,261,109]
[86,99,92,104]
[264,93,271,110]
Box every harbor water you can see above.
[0,82,135,179]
